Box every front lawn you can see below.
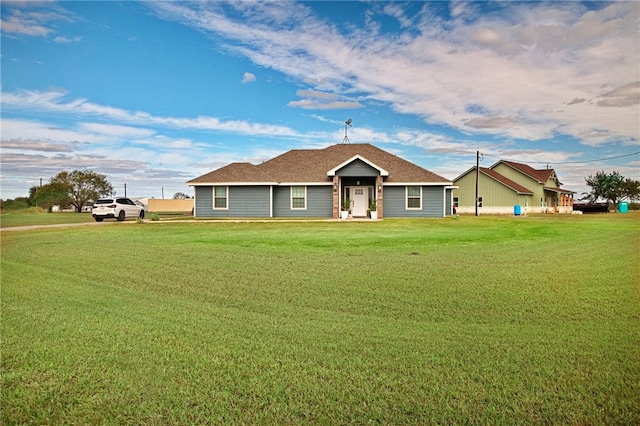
[0,208,94,227]
[2,215,638,424]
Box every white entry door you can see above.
[351,187,368,217]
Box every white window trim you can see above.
[213,186,229,210]
[406,185,422,210]
[290,185,307,210]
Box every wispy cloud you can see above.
[0,16,52,36]
[241,72,256,84]
[0,139,76,152]
[53,35,82,44]
[149,1,639,146]
[288,89,364,110]
[595,82,640,108]
[1,89,300,138]
[288,99,363,110]
[0,3,74,38]
[0,117,214,198]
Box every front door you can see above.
[351,187,368,217]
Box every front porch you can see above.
[332,175,384,219]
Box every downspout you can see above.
[443,187,446,217]
[376,175,383,220]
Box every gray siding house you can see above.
[187,143,454,219]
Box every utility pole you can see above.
[124,183,127,197]
[475,150,480,217]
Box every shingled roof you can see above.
[188,162,276,184]
[188,144,451,185]
[499,161,555,183]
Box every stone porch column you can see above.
[332,176,339,219]
[376,175,384,220]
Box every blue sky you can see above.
[1,1,638,200]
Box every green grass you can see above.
[0,208,94,227]
[2,215,639,424]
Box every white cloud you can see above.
[0,16,52,36]
[596,82,640,108]
[382,3,413,28]
[0,3,74,38]
[288,99,363,110]
[0,117,215,199]
[0,139,76,152]
[241,72,256,84]
[296,89,337,100]
[54,35,82,43]
[1,118,99,144]
[149,1,639,147]
[1,89,301,138]
[77,123,155,138]
[288,90,363,110]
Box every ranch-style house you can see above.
[187,143,455,219]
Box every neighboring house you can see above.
[187,143,455,219]
[453,160,575,214]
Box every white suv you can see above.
[92,197,145,222]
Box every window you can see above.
[291,186,306,209]
[213,186,228,209]
[407,186,421,209]
[453,197,459,207]
[478,197,483,208]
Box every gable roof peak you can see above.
[327,154,390,177]
[494,160,554,183]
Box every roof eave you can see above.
[188,182,279,186]
[383,181,453,186]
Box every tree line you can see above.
[1,170,192,212]
[1,168,638,212]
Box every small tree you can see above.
[173,192,190,200]
[50,170,114,213]
[622,178,640,202]
[30,183,72,212]
[582,171,640,209]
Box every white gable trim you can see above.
[383,182,454,186]
[327,155,389,177]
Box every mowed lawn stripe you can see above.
[2,216,639,424]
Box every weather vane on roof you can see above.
[343,118,352,144]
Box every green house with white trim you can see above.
[453,160,575,214]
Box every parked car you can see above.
[92,197,145,222]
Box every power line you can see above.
[481,151,640,165]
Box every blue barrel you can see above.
[618,201,629,214]
[514,205,521,216]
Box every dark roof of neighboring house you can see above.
[480,167,534,194]
[499,161,554,183]
[188,143,451,185]
[454,160,574,195]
